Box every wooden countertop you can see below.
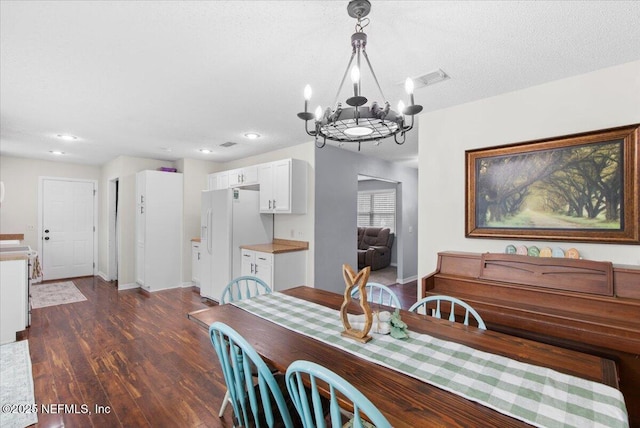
[240,238,308,254]
[0,253,29,261]
[0,234,24,241]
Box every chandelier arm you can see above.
[315,134,327,149]
[394,131,406,145]
[402,114,415,132]
[361,50,386,101]
[304,120,317,137]
[332,52,357,106]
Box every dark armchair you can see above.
[357,227,394,271]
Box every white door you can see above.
[42,179,95,280]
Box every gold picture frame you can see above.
[465,124,639,244]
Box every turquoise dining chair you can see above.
[350,282,402,308]
[285,360,392,428]
[409,295,487,330]
[220,276,272,304]
[209,321,294,428]
[218,276,273,417]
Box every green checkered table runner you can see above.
[232,292,628,428]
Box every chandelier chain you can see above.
[355,17,370,33]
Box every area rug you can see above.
[0,340,38,428]
[368,266,397,285]
[30,281,87,309]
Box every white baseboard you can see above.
[181,281,196,288]
[396,275,417,285]
[118,282,140,291]
[97,271,110,281]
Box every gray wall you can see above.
[315,145,418,293]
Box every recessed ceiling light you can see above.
[56,134,78,141]
[199,148,212,154]
[50,150,65,155]
[244,132,260,139]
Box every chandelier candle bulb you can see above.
[405,78,415,105]
[397,101,405,117]
[351,66,360,96]
[314,106,323,121]
[304,85,312,112]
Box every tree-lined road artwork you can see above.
[476,140,623,230]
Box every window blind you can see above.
[357,190,396,232]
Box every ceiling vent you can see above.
[220,142,237,148]
[410,69,450,90]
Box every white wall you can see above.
[418,60,640,291]
[0,156,101,249]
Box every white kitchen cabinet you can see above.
[259,159,307,214]
[191,241,201,287]
[228,165,259,187]
[135,170,183,292]
[208,171,229,190]
[240,249,306,291]
[0,257,28,344]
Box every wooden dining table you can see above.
[188,286,621,428]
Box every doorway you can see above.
[38,177,97,281]
[357,174,399,285]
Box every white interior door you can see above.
[42,179,95,280]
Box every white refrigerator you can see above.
[200,188,273,301]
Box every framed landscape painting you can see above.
[465,124,639,244]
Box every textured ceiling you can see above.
[1,1,639,167]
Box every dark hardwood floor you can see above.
[22,276,417,427]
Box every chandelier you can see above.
[297,0,423,150]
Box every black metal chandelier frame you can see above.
[297,0,423,150]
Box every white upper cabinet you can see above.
[208,171,229,190]
[259,159,307,214]
[228,165,259,187]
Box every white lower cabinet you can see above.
[191,241,201,287]
[240,249,306,291]
[0,258,28,344]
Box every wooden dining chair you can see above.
[350,282,402,308]
[409,295,487,330]
[285,360,392,428]
[209,321,295,428]
[218,276,274,417]
[220,276,272,304]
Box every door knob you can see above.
[44,229,50,233]
[44,237,50,240]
